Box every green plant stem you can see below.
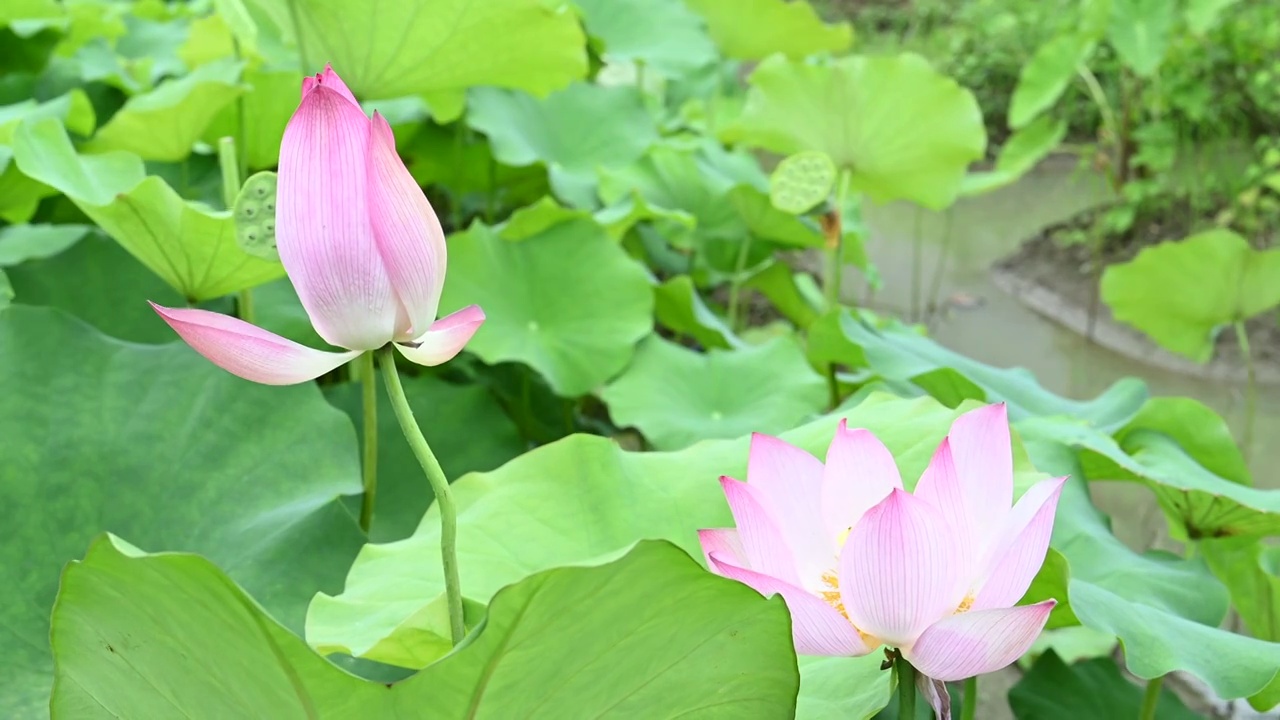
[726,236,753,332]
[485,155,497,224]
[357,351,378,533]
[961,676,977,720]
[378,345,465,645]
[925,207,954,325]
[896,654,917,720]
[825,364,840,410]
[1234,320,1256,460]
[1077,64,1120,178]
[823,169,852,310]
[218,137,255,324]
[910,204,923,322]
[1138,676,1163,720]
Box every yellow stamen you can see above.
[820,568,879,648]
[955,594,975,614]
[820,569,846,618]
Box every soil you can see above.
[991,211,1280,384]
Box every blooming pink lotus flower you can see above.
[150,65,483,385]
[700,404,1065,687]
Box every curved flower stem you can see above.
[217,136,254,324]
[357,350,378,533]
[1138,676,1163,720]
[895,653,917,719]
[377,345,466,644]
[960,676,977,720]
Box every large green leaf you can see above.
[1185,0,1242,34]
[961,115,1067,196]
[684,0,853,60]
[12,118,284,300]
[796,656,892,720]
[1202,538,1280,643]
[325,373,525,542]
[467,82,658,177]
[306,393,1034,685]
[726,53,985,209]
[5,230,187,342]
[0,223,89,265]
[1115,396,1251,485]
[1100,229,1280,362]
[439,217,653,396]
[53,537,798,718]
[840,313,1148,430]
[601,335,827,450]
[275,0,587,108]
[1023,440,1280,708]
[0,306,365,717]
[598,142,740,248]
[1107,0,1175,77]
[0,90,96,142]
[0,91,97,221]
[573,0,716,76]
[84,58,244,161]
[1008,34,1094,129]
[1009,651,1199,720]
[1024,416,1279,539]
[653,275,742,350]
[202,65,301,170]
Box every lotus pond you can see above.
[2,0,1279,718]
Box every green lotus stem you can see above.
[1138,676,1163,720]
[218,137,255,325]
[961,675,977,720]
[378,345,465,644]
[823,169,852,310]
[357,350,378,533]
[910,204,923,322]
[895,654,917,719]
[1234,320,1256,460]
[925,207,954,324]
[726,235,753,332]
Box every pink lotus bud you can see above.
[150,65,483,384]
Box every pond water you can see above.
[857,157,1280,551]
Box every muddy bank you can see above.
[991,232,1280,385]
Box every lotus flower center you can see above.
[955,594,975,614]
[819,567,879,648]
[819,569,847,619]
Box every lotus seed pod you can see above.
[233,171,279,261]
[770,151,837,215]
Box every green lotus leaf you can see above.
[0,306,365,716]
[270,0,587,103]
[685,0,853,60]
[601,335,827,450]
[13,118,284,300]
[439,217,654,396]
[1101,229,1280,362]
[84,58,246,161]
[727,53,985,210]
